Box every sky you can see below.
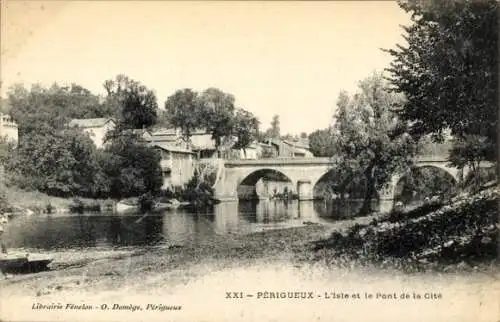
[1,1,411,134]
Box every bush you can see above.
[69,198,101,213]
[69,198,85,213]
[311,187,499,270]
[0,188,9,213]
[179,171,216,212]
[139,192,155,213]
[463,167,497,192]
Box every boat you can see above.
[0,253,53,273]
[0,254,28,270]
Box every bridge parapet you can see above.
[224,157,336,167]
[224,155,449,166]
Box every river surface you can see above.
[3,199,393,250]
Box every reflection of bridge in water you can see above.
[213,155,470,208]
[162,200,367,243]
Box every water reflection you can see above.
[3,199,382,250]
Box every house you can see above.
[148,128,215,157]
[238,142,259,160]
[151,142,196,190]
[256,141,277,158]
[130,128,153,142]
[264,138,314,158]
[148,128,181,144]
[68,118,116,148]
[148,128,244,159]
[0,113,18,145]
[282,139,314,158]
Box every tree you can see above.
[6,83,105,136]
[198,88,236,157]
[0,136,12,166]
[386,0,498,156]
[333,72,418,214]
[308,128,337,157]
[164,89,201,144]
[232,108,259,155]
[103,75,158,130]
[102,134,163,199]
[6,127,102,197]
[155,108,172,129]
[448,134,495,189]
[4,79,163,200]
[448,135,493,172]
[265,114,281,139]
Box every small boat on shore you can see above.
[0,253,53,273]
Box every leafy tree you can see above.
[154,109,173,129]
[270,115,280,138]
[6,127,102,197]
[102,133,163,199]
[4,79,163,200]
[164,89,201,144]
[232,108,260,155]
[448,135,493,172]
[448,134,496,188]
[308,128,337,157]
[333,72,418,214]
[198,88,236,157]
[103,74,158,130]
[0,136,12,166]
[7,83,105,136]
[386,0,498,154]
[264,114,281,139]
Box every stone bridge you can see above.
[212,156,469,202]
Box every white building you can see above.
[0,113,18,145]
[68,118,116,148]
[151,142,196,190]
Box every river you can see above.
[2,199,393,250]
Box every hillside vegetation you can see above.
[310,184,499,272]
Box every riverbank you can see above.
[1,186,499,321]
[1,204,498,294]
[0,213,388,294]
[310,184,499,272]
[1,219,499,322]
[1,186,208,216]
[2,186,107,214]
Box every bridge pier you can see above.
[297,180,314,201]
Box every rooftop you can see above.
[151,128,209,136]
[68,118,115,128]
[151,142,195,154]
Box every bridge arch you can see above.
[236,168,295,200]
[389,164,460,205]
[312,169,369,200]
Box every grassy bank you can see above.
[309,185,499,272]
[2,186,108,214]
